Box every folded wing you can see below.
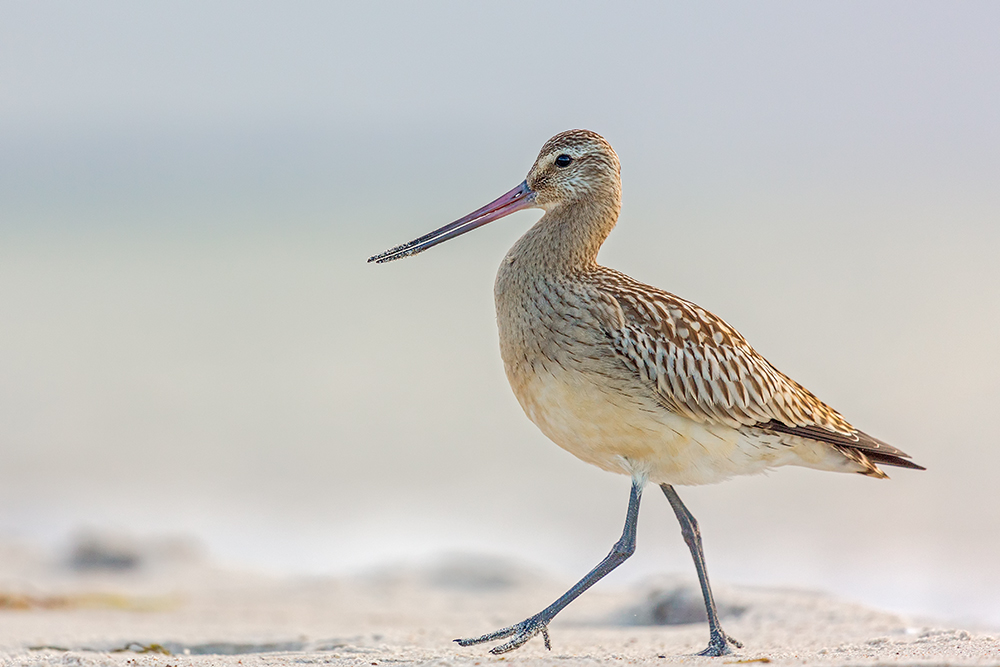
[588,267,923,475]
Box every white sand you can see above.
[1,545,997,667]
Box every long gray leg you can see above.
[456,479,643,654]
[660,484,742,656]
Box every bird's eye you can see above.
[555,154,573,168]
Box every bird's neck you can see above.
[507,196,621,274]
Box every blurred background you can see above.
[1,0,998,626]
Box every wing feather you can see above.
[585,267,922,471]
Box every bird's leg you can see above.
[660,484,742,657]
[455,480,643,654]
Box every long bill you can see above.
[368,180,536,264]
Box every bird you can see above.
[368,129,923,657]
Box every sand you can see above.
[1,542,997,667]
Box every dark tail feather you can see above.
[759,420,925,472]
[864,450,926,471]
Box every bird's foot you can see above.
[696,629,742,657]
[455,616,551,654]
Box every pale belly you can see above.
[506,361,831,486]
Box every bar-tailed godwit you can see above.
[369,130,923,656]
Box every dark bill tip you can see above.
[367,181,534,264]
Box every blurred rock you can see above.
[67,530,206,573]
[615,577,747,626]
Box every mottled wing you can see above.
[589,268,921,471]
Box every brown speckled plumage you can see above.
[369,129,922,656]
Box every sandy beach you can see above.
[1,542,997,667]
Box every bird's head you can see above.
[525,129,621,212]
[368,129,620,264]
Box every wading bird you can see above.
[368,130,922,656]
